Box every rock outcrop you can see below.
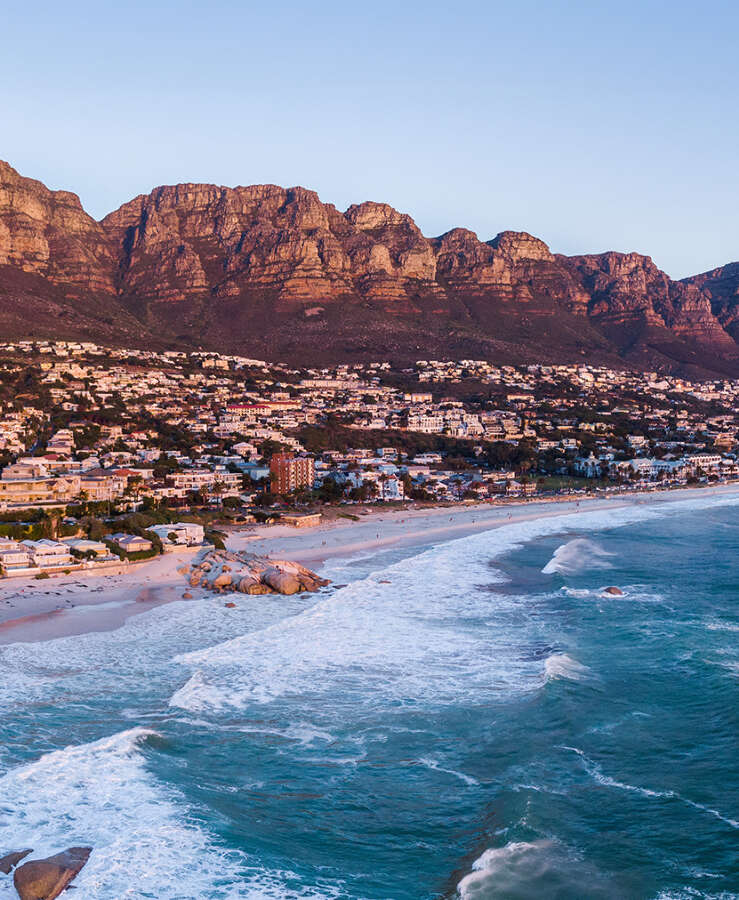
[0,161,113,293]
[186,549,329,595]
[564,251,735,345]
[1,159,739,374]
[686,262,739,341]
[13,847,91,900]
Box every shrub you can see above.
[126,548,159,561]
[205,528,226,550]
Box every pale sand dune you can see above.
[0,483,737,643]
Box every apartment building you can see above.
[270,453,315,494]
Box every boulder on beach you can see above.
[186,550,328,597]
[0,850,32,875]
[261,567,301,595]
[248,582,276,595]
[603,586,624,595]
[236,575,258,593]
[14,847,92,900]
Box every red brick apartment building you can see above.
[270,453,315,494]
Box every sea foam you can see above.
[544,652,592,682]
[0,729,341,899]
[170,502,678,716]
[563,746,739,830]
[541,537,613,575]
[456,838,618,899]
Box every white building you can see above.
[20,539,73,569]
[148,522,205,546]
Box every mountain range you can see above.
[1,159,738,376]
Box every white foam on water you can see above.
[172,504,674,715]
[653,891,738,899]
[455,838,617,899]
[0,591,308,711]
[560,586,596,598]
[542,538,613,575]
[0,729,342,900]
[544,653,592,682]
[703,618,739,633]
[418,756,479,786]
[717,660,739,677]
[457,841,550,898]
[563,746,739,830]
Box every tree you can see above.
[317,476,344,503]
[124,475,144,503]
[255,491,279,507]
[210,479,226,506]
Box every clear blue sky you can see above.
[2,0,737,278]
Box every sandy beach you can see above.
[0,483,737,644]
[229,483,739,567]
[0,549,199,644]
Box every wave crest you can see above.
[544,653,592,682]
[542,538,613,576]
[0,729,341,898]
[456,839,617,899]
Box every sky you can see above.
[1,0,737,279]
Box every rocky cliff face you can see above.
[563,251,735,346]
[686,263,739,342]
[101,185,441,307]
[0,161,114,294]
[0,159,737,374]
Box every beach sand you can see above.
[0,484,736,644]
[0,549,200,644]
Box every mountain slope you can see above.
[0,160,737,374]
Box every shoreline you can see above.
[0,550,197,644]
[226,481,739,567]
[0,482,737,644]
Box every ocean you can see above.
[0,494,737,899]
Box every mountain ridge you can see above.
[1,159,738,376]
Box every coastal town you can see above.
[0,338,736,578]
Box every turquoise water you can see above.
[0,496,737,898]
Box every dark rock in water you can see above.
[14,847,92,899]
[0,850,32,875]
[603,586,624,595]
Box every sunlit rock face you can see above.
[0,159,738,374]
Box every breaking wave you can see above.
[0,729,342,899]
[542,538,613,575]
[170,504,668,715]
[544,652,592,682]
[455,839,618,899]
